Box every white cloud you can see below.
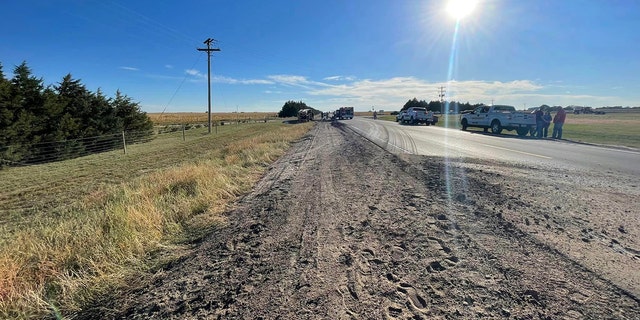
[185,70,273,85]
[323,75,356,81]
[266,74,335,90]
[185,69,204,77]
[263,75,617,111]
[165,64,174,69]
[176,70,626,111]
[213,76,274,85]
[267,74,310,87]
[119,66,139,71]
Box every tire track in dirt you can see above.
[82,121,639,320]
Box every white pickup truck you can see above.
[460,105,536,136]
[400,107,437,125]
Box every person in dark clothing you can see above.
[535,108,545,138]
[542,110,552,138]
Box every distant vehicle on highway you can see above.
[335,107,354,120]
[400,107,437,125]
[460,105,536,136]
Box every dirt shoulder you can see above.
[82,121,639,319]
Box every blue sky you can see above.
[2,0,639,113]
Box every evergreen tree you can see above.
[1,62,45,162]
[0,61,155,166]
[112,90,153,133]
[402,98,428,111]
[278,100,309,117]
[92,88,118,134]
[54,74,92,139]
[0,63,12,144]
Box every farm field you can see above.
[0,120,313,318]
[148,112,279,126]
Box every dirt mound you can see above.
[81,121,639,319]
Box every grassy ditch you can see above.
[0,121,313,319]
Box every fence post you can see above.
[122,131,127,154]
[182,124,186,141]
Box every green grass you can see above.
[379,113,640,149]
[561,123,640,149]
[0,121,313,319]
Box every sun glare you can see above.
[446,0,479,20]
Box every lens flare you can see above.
[446,0,479,20]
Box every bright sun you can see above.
[446,0,479,20]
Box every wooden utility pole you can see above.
[438,86,446,114]
[197,38,221,134]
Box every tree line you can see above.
[277,100,319,117]
[401,97,484,113]
[0,61,154,167]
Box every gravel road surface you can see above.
[82,121,639,319]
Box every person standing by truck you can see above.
[552,107,567,139]
[535,108,545,138]
[542,110,552,138]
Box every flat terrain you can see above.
[0,122,312,318]
[381,111,640,149]
[85,121,640,319]
[148,112,279,126]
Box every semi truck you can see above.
[298,109,313,122]
[334,107,354,120]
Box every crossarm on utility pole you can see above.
[197,38,221,134]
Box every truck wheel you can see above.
[491,120,503,134]
[426,121,430,126]
[516,127,529,136]
[461,119,468,131]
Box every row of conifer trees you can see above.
[0,62,154,166]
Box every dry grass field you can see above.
[561,112,640,149]
[0,120,313,319]
[148,112,279,125]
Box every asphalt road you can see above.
[342,117,640,179]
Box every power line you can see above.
[161,54,203,115]
[197,38,221,134]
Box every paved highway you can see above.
[341,117,640,179]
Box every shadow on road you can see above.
[463,129,554,141]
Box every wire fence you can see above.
[0,125,210,217]
[0,130,154,167]
[0,116,285,168]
